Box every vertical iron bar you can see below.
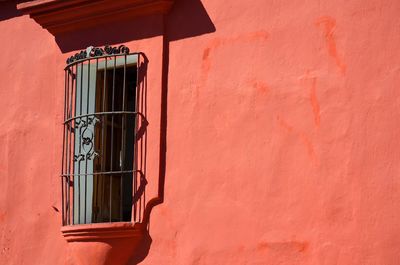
[138,54,147,221]
[100,57,107,222]
[133,54,140,222]
[94,58,99,222]
[84,60,91,223]
[78,61,84,224]
[120,54,127,219]
[66,66,71,225]
[72,63,78,225]
[109,57,116,222]
[143,62,147,222]
[68,65,74,225]
[138,54,142,221]
[62,69,67,226]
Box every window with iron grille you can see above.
[62,46,147,225]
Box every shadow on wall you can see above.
[54,0,216,52]
[0,0,25,21]
[128,232,153,264]
[128,2,214,264]
[133,54,149,225]
[128,2,215,265]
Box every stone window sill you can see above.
[61,222,148,265]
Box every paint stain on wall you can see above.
[0,134,8,176]
[202,47,212,73]
[278,117,318,164]
[315,16,346,75]
[257,242,270,251]
[253,81,269,95]
[298,132,317,163]
[257,241,309,253]
[0,211,5,223]
[278,117,294,133]
[300,72,321,128]
[309,77,321,127]
[247,79,270,95]
[201,31,269,77]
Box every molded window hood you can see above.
[17,0,175,34]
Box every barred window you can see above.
[62,46,147,225]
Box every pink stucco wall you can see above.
[1,0,400,264]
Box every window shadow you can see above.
[54,0,215,53]
[141,0,216,230]
[128,2,215,264]
[133,54,149,225]
[127,231,153,265]
[0,0,24,21]
[167,0,216,41]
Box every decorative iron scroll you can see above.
[74,115,100,162]
[66,45,130,64]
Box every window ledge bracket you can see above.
[17,0,175,35]
[61,222,149,265]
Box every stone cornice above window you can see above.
[17,0,175,34]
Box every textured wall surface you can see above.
[1,0,400,264]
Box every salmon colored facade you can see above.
[1,0,400,264]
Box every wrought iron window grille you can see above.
[61,45,148,226]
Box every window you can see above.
[62,46,147,225]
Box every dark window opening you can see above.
[92,66,137,223]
